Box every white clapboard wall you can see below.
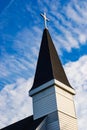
[31,80,78,130]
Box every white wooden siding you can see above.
[46,111,60,130]
[33,86,57,120]
[32,82,78,130]
[47,111,58,124]
[55,85,76,117]
[33,92,57,119]
[33,86,55,102]
[55,86,73,100]
[56,93,76,117]
[47,120,60,130]
[58,111,78,130]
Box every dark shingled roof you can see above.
[31,28,71,90]
[1,115,45,130]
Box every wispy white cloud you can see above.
[64,55,87,88]
[13,27,41,58]
[0,26,42,86]
[0,77,33,129]
[44,0,87,52]
[66,0,87,25]
[66,4,82,24]
[64,55,87,130]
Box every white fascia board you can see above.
[54,79,75,95]
[29,79,75,96]
[29,79,54,96]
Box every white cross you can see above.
[40,12,49,28]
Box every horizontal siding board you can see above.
[55,86,73,100]
[47,111,58,124]
[47,121,60,130]
[32,85,78,130]
[33,86,55,102]
[33,93,57,119]
[58,111,78,130]
[56,91,76,117]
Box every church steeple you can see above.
[31,28,71,91]
[29,22,78,130]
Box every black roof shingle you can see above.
[1,115,46,130]
[31,28,72,91]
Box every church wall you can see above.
[46,111,60,130]
[55,85,76,117]
[32,86,57,120]
[33,86,55,102]
[58,111,78,130]
[47,120,60,130]
[55,85,73,100]
[55,85,78,130]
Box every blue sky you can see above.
[0,0,87,129]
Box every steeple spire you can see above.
[29,23,77,130]
[30,28,71,91]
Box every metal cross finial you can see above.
[40,12,49,28]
